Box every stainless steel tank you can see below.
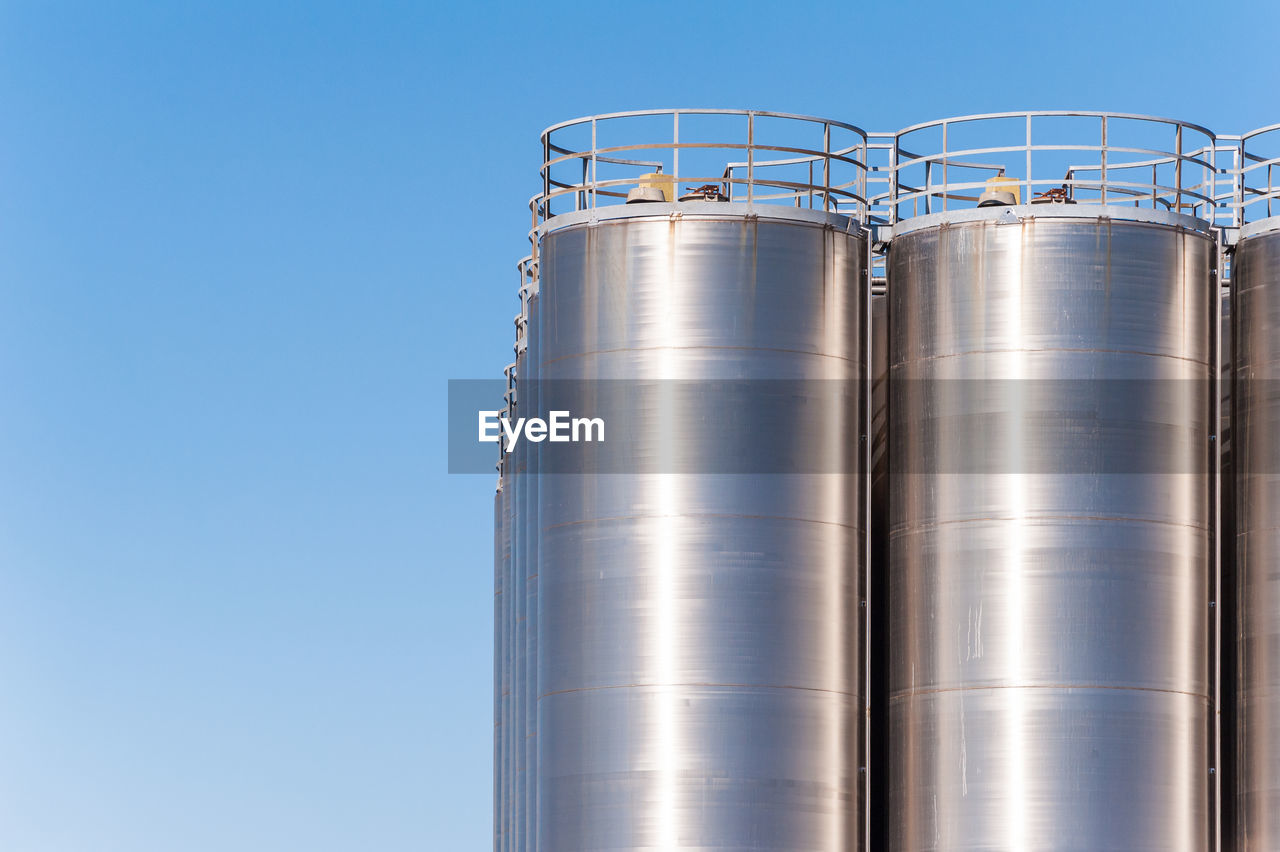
[888,206,1215,851]
[511,322,528,852]
[522,267,540,852]
[497,362,516,852]
[493,480,506,852]
[535,202,867,850]
[1233,217,1280,849]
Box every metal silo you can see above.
[531,109,870,851]
[1232,122,1280,850]
[520,257,540,852]
[497,360,516,852]
[493,465,506,852]
[886,112,1218,851]
[511,287,529,852]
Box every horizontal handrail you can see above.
[890,111,1219,222]
[529,110,1280,230]
[1239,125,1280,222]
[535,108,871,226]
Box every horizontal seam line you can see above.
[891,683,1210,700]
[890,514,1208,536]
[539,683,857,700]
[890,346,1211,368]
[546,513,858,532]
[540,345,858,368]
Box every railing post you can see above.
[542,134,551,219]
[924,161,931,215]
[823,121,831,212]
[1175,123,1183,214]
[941,120,948,212]
[865,136,875,222]
[1269,159,1275,218]
[590,117,598,211]
[1205,139,1215,221]
[747,112,755,204]
[891,134,900,223]
[1025,114,1033,205]
[673,111,680,196]
[1230,143,1237,223]
[1100,115,1108,205]
[530,204,538,268]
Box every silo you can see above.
[497,360,516,852]
[1233,121,1280,849]
[887,112,1217,850]
[510,294,528,852]
[520,257,540,852]
[493,474,506,852]
[531,109,870,850]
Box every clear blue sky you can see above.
[0,2,1274,850]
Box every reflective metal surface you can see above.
[523,284,540,852]
[494,485,507,852]
[510,346,526,852]
[1234,220,1280,850]
[888,208,1215,851]
[536,206,866,851]
[499,352,516,852]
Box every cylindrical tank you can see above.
[493,480,506,852]
[1233,216,1280,849]
[511,312,528,852]
[535,202,867,850]
[522,263,540,852]
[888,205,1215,850]
[497,363,516,852]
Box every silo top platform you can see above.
[888,111,1221,226]
[532,109,871,228]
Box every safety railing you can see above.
[835,131,896,226]
[500,256,536,470]
[514,256,536,357]
[1206,137,1244,228]
[889,111,1219,223]
[531,109,870,229]
[499,361,516,464]
[1239,124,1280,223]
